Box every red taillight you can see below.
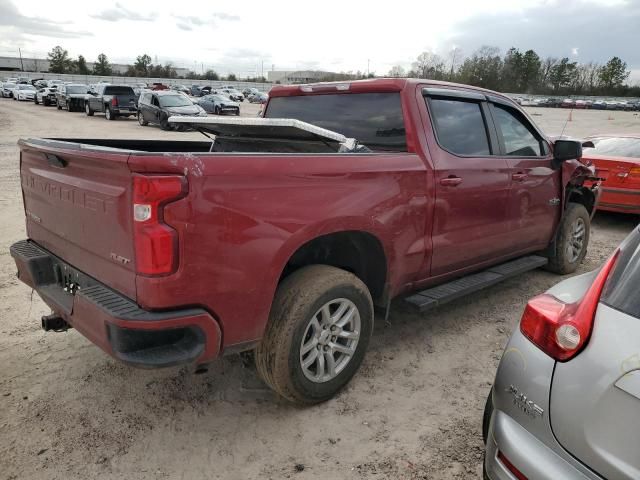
[520,250,620,361]
[132,175,186,275]
[111,96,118,107]
[497,451,528,480]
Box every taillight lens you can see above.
[520,250,619,361]
[132,175,186,275]
[111,96,118,106]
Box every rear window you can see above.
[602,227,640,319]
[265,92,406,151]
[104,86,134,95]
[585,137,640,158]
[66,85,87,94]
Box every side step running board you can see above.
[405,255,548,312]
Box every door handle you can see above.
[512,172,528,181]
[439,176,463,186]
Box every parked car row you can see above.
[513,95,640,110]
[1,78,269,130]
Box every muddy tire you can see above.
[255,265,373,404]
[545,202,590,274]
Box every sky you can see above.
[0,0,638,82]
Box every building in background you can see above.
[267,70,340,84]
[0,55,190,77]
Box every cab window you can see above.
[429,98,491,156]
[492,105,545,156]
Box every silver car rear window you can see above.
[602,226,640,319]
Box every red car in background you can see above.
[584,135,640,214]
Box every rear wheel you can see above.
[85,102,94,116]
[56,102,62,110]
[545,202,590,274]
[105,106,116,120]
[34,96,39,105]
[255,265,373,404]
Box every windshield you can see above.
[586,137,640,158]
[67,85,87,94]
[265,92,407,151]
[4,83,16,88]
[159,95,193,107]
[20,85,36,90]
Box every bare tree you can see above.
[388,65,406,78]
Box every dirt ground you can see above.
[0,99,638,480]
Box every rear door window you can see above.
[428,98,491,156]
[265,92,406,151]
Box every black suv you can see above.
[137,91,207,130]
[56,84,88,112]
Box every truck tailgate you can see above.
[19,139,137,299]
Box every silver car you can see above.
[484,225,640,480]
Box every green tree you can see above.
[203,69,219,80]
[501,47,524,91]
[93,53,112,76]
[134,54,152,76]
[47,46,73,73]
[457,46,503,90]
[75,55,90,75]
[549,57,577,92]
[598,56,630,92]
[226,73,237,81]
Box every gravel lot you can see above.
[0,99,638,480]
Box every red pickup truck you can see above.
[11,79,598,404]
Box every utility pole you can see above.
[367,59,370,77]
[18,48,24,71]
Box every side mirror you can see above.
[553,139,582,162]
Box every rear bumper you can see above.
[485,410,600,480]
[10,240,221,368]
[113,108,136,115]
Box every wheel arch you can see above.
[278,230,388,304]
[565,185,597,216]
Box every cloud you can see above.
[91,3,157,22]
[173,12,240,30]
[445,0,640,69]
[0,0,91,38]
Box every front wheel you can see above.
[85,102,94,116]
[159,115,171,130]
[545,202,590,274]
[138,111,148,126]
[255,265,373,404]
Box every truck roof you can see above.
[269,77,512,102]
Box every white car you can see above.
[14,84,37,101]
[2,82,17,98]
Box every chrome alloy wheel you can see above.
[299,298,361,383]
[567,217,586,263]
